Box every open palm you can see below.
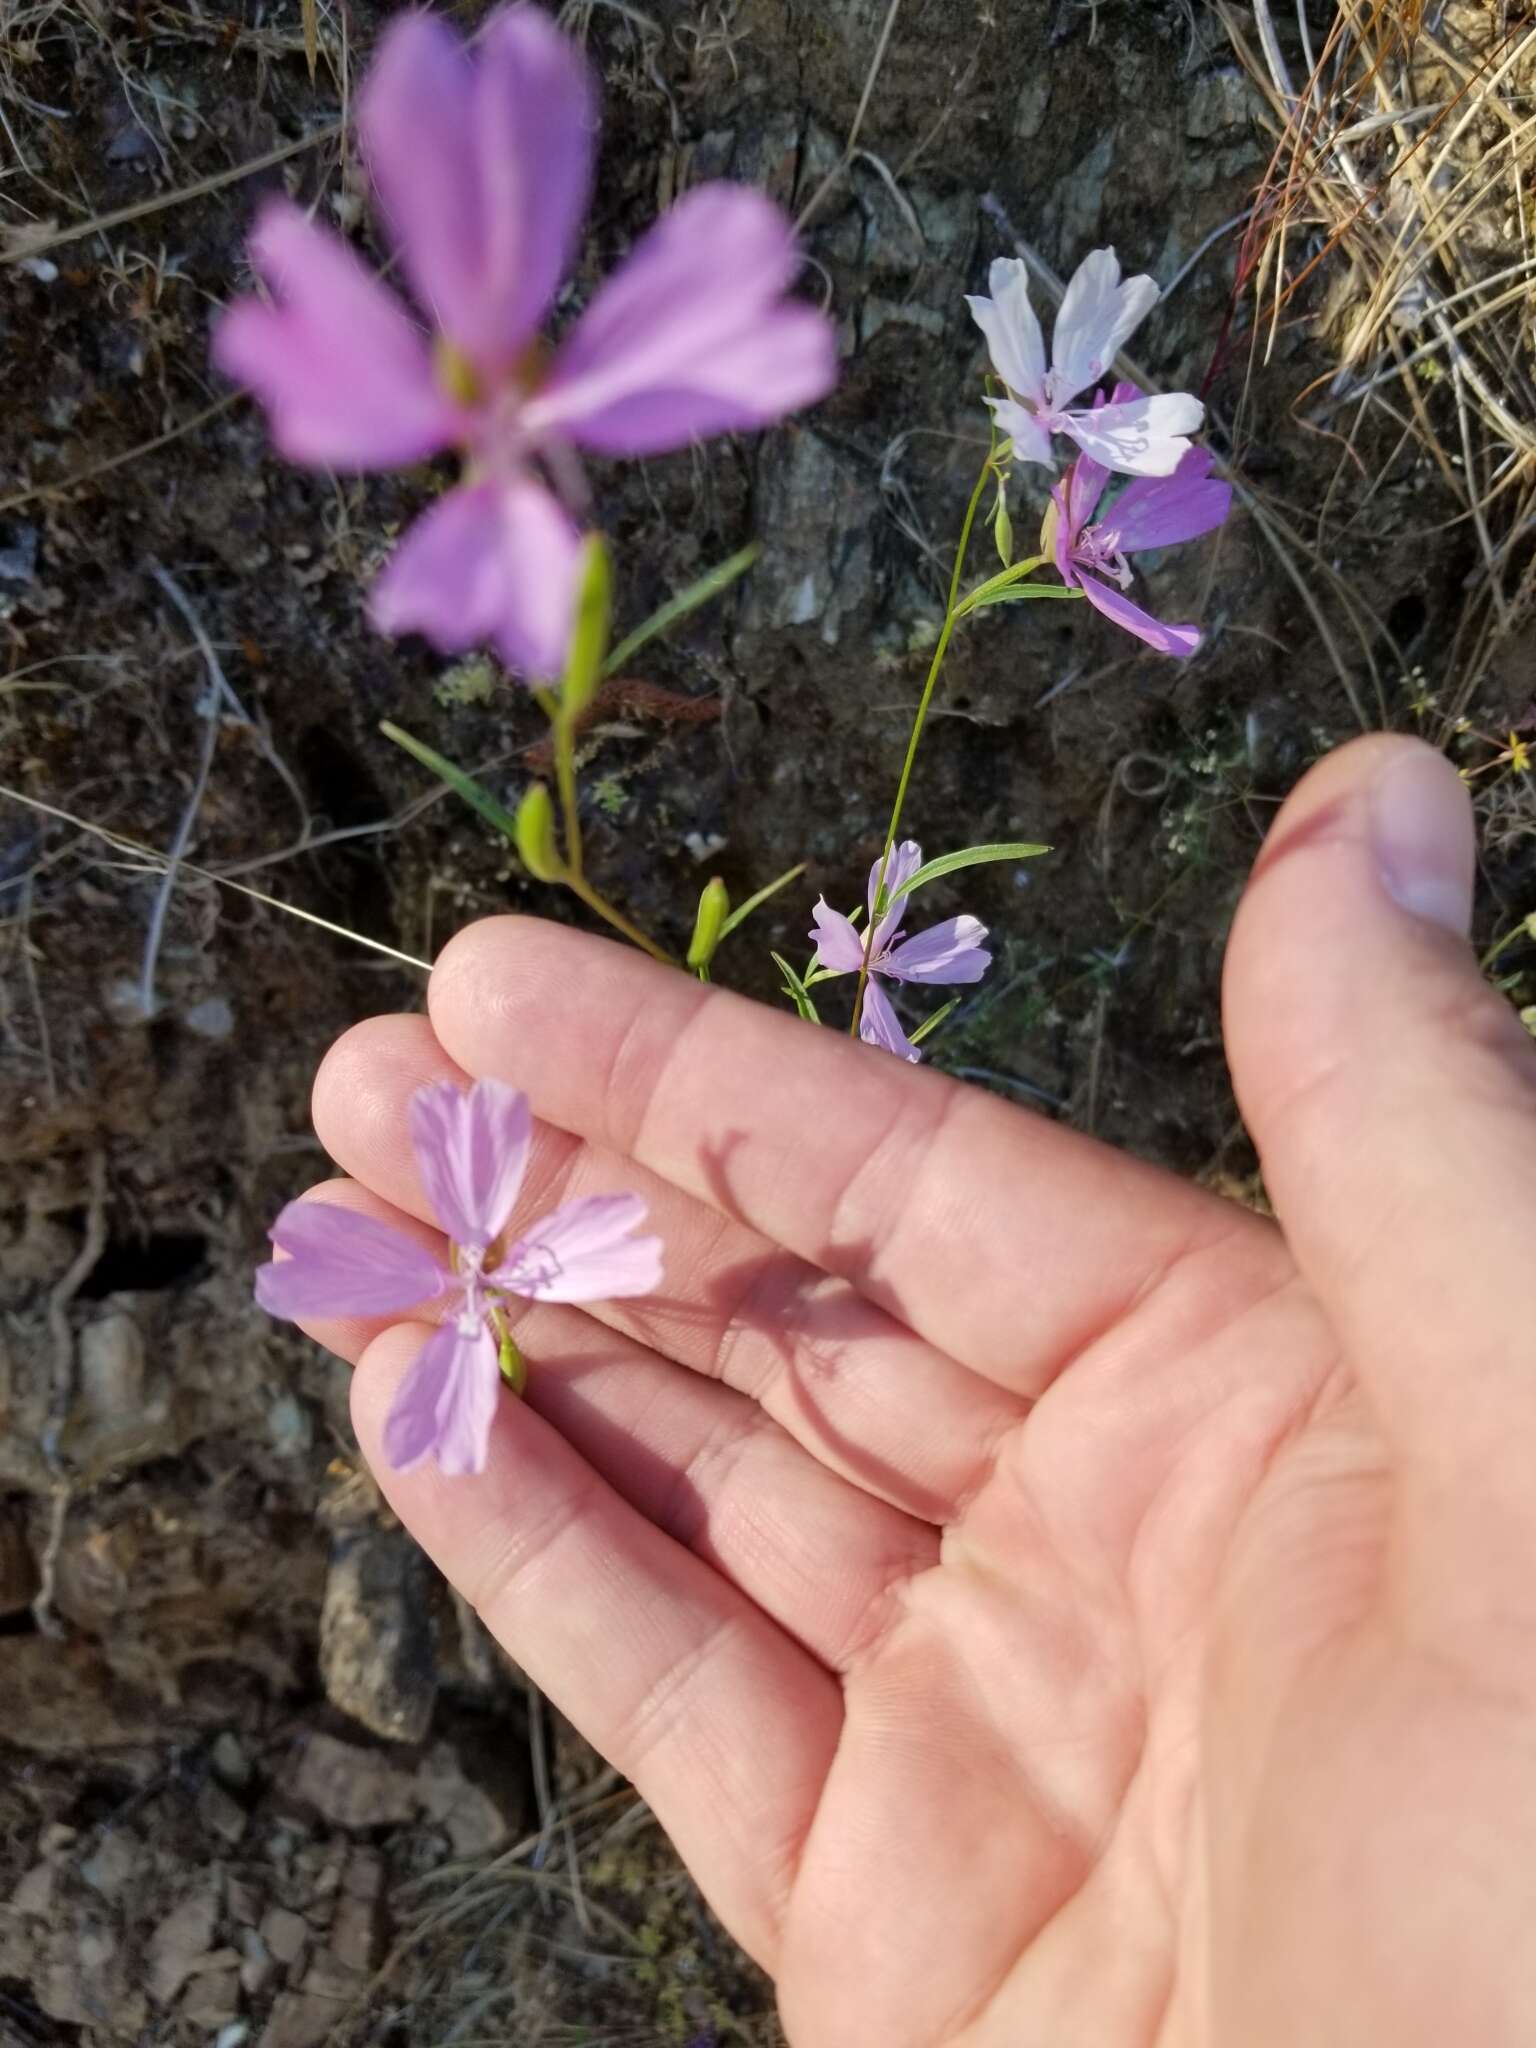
[290,739,1536,2047]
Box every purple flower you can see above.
[809,841,991,1063]
[966,249,1202,477]
[213,7,836,679]
[1044,387,1233,657]
[255,1078,661,1477]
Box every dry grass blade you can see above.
[1221,0,1536,732]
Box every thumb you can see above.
[1223,735,1536,1528]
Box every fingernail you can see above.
[1371,746,1475,935]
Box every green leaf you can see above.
[909,996,962,1047]
[771,951,821,1024]
[902,841,1051,897]
[962,583,1083,610]
[718,861,807,939]
[604,543,761,677]
[686,875,731,972]
[953,552,1047,617]
[562,534,612,721]
[380,721,520,841]
[514,783,564,882]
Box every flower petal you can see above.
[1049,247,1161,408]
[1047,482,1077,584]
[369,478,583,679]
[408,1078,533,1250]
[531,184,836,453]
[254,1199,449,1321]
[882,915,992,985]
[382,1317,503,1477]
[360,8,596,375]
[983,396,1056,469]
[809,898,865,975]
[1065,447,1111,538]
[1078,570,1201,656]
[1105,447,1233,553]
[497,1193,662,1303]
[1061,392,1204,478]
[212,201,466,469]
[867,839,923,956]
[965,257,1047,404]
[858,978,921,1063]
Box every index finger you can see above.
[428,917,1283,1394]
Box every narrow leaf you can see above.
[902,841,1051,897]
[961,584,1083,611]
[718,860,807,939]
[380,721,519,841]
[771,951,821,1024]
[954,553,1047,617]
[604,543,761,677]
[909,996,961,1047]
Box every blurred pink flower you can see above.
[966,249,1202,477]
[810,840,991,1062]
[1045,386,1233,657]
[214,7,836,678]
[255,1078,661,1477]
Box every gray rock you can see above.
[76,1310,145,1420]
[319,1529,437,1743]
[183,995,235,1039]
[741,430,879,646]
[80,1829,140,1899]
[239,1927,275,1998]
[147,1875,223,2005]
[1054,132,1116,253]
[1186,67,1257,140]
[211,1731,253,1792]
[0,523,38,585]
[266,1392,313,1458]
[258,1989,343,2048]
[291,1731,417,1830]
[181,1959,241,2028]
[258,1905,308,1970]
[198,1778,249,1846]
[1014,75,1052,142]
[416,1742,512,1858]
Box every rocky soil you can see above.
[3,0,1531,2040]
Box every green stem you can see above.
[533,687,675,966]
[851,454,993,1036]
[566,870,676,964]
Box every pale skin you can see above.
[291,734,1536,2046]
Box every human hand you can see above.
[289,734,1536,2047]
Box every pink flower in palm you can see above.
[966,250,1203,477]
[255,1079,661,1477]
[810,841,991,1063]
[214,7,836,680]
[1045,386,1233,657]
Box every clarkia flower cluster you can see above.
[1043,383,1233,657]
[255,1079,661,1478]
[810,841,990,1063]
[215,6,836,680]
[967,250,1229,656]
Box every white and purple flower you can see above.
[214,6,836,679]
[810,841,991,1063]
[966,249,1202,477]
[1044,386,1234,657]
[255,1078,661,1477]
